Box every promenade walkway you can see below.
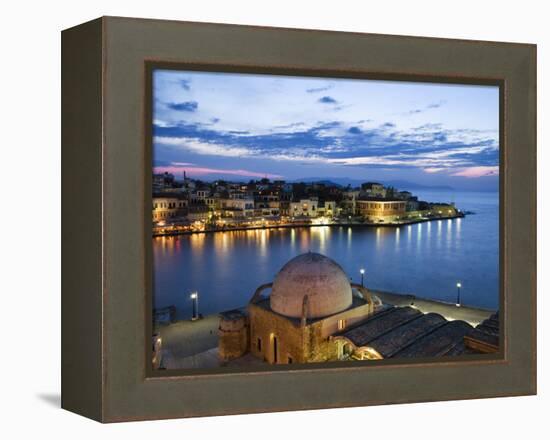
[157,315,219,369]
[372,290,494,326]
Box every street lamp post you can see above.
[456,282,462,307]
[190,292,199,320]
[360,268,365,287]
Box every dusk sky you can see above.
[153,69,499,191]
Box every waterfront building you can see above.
[153,172,175,192]
[218,198,255,218]
[256,192,280,203]
[255,201,281,217]
[430,203,458,217]
[317,200,338,217]
[341,190,360,215]
[229,191,249,199]
[204,196,217,211]
[279,200,291,217]
[191,187,211,201]
[356,198,407,222]
[255,192,281,216]
[152,194,188,222]
[218,253,499,365]
[361,182,386,198]
[187,205,210,221]
[268,201,281,216]
[290,198,319,217]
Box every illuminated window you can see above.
[337,319,346,331]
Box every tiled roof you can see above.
[367,312,447,358]
[464,312,500,353]
[340,307,422,347]
[338,305,490,359]
[393,320,473,358]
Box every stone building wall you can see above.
[248,300,374,364]
[306,303,373,362]
[307,322,340,362]
[218,313,249,361]
[248,303,308,364]
[317,302,372,338]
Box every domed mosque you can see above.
[270,252,355,319]
[218,252,499,365]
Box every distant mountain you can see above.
[381,180,455,192]
[290,178,344,187]
[291,177,454,192]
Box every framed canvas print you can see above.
[62,16,536,422]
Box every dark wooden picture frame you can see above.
[62,16,536,422]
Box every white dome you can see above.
[270,252,353,319]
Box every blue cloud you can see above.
[433,132,447,142]
[167,101,198,112]
[318,96,338,104]
[413,123,443,131]
[273,122,305,130]
[153,118,498,171]
[307,85,332,93]
[406,101,445,115]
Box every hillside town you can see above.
[152,172,462,235]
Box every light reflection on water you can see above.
[153,191,499,319]
[395,227,400,250]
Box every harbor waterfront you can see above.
[151,176,465,237]
[152,213,465,237]
[153,190,499,319]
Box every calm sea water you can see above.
[153,190,499,319]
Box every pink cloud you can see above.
[423,167,446,174]
[451,166,499,178]
[154,165,283,179]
